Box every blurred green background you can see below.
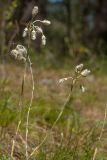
[1,0,107,63]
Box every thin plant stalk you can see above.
[11,62,27,158]
[92,106,107,160]
[10,6,51,159]
[25,31,35,159]
[25,55,35,159]
[28,79,76,159]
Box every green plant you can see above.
[10,5,51,160]
[1,3,105,160]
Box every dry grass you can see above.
[0,62,107,159]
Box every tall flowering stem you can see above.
[10,6,51,160]
[25,44,35,159]
[28,64,91,159]
[11,46,27,158]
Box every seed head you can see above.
[32,6,38,17]
[81,69,91,77]
[18,56,26,62]
[22,27,28,37]
[42,20,51,25]
[58,77,73,84]
[59,78,68,83]
[10,49,26,62]
[42,35,46,45]
[11,49,19,58]
[10,45,27,62]
[80,85,86,93]
[75,64,84,73]
[36,26,43,34]
[16,45,27,57]
[31,30,36,40]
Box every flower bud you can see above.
[31,30,36,40]
[42,20,51,25]
[22,27,28,37]
[75,64,84,73]
[32,6,38,17]
[42,35,46,45]
[81,69,91,77]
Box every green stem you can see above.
[28,78,76,159]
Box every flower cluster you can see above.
[10,45,27,62]
[58,64,91,93]
[75,64,91,77]
[22,6,51,45]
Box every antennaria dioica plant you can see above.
[8,4,106,160]
[10,6,51,159]
[27,63,91,159]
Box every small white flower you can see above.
[80,85,86,93]
[59,77,73,84]
[32,6,38,16]
[16,45,27,57]
[42,35,46,45]
[19,57,26,62]
[11,49,19,57]
[75,64,84,73]
[11,49,25,61]
[59,78,67,83]
[81,69,91,77]
[22,27,28,37]
[42,20,51,25]
[31,30,36,40]
[36,26,43,34]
